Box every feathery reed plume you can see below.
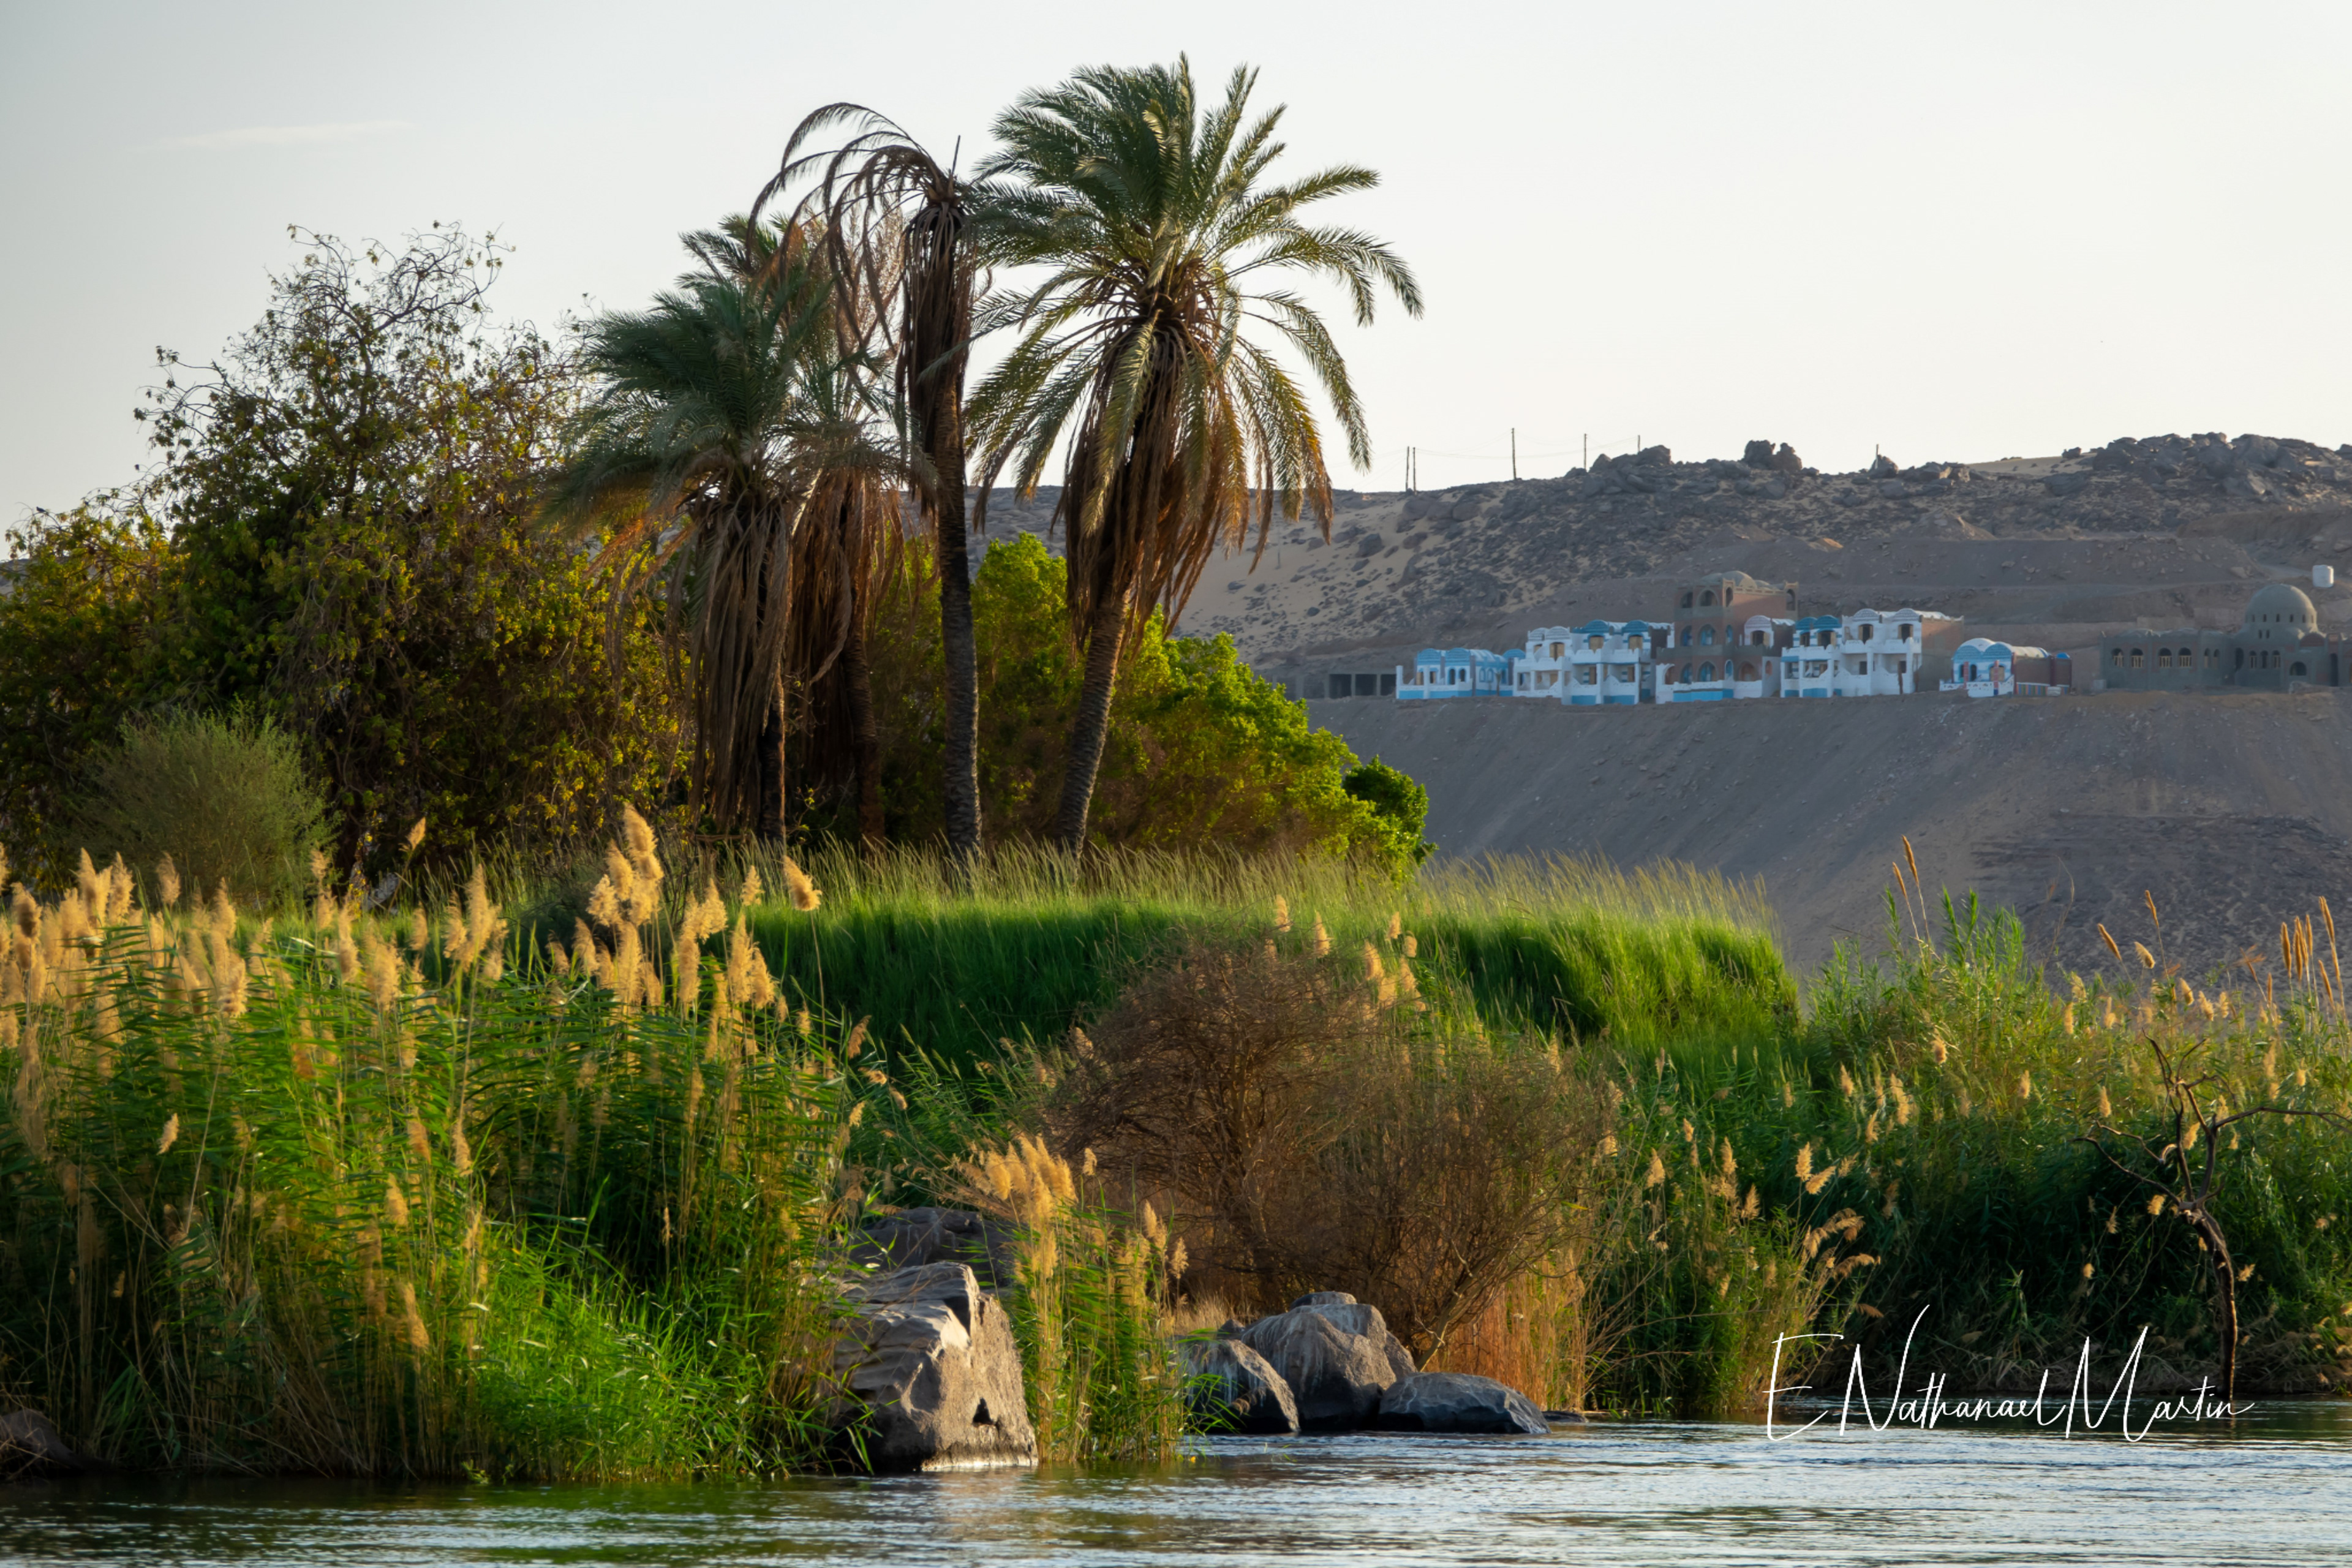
[1362,941,1384,982]
[309,846,331,889]
[1795,1143,1814,1183]
[1272,895,1291,932]
[1402,932,1417,958]
[738,865,764,909]
[1644,1150,1666,1189]
[154,854,180,910]
[2144,889,2160,933]
[1838,1066,1856,1096]
[385,1180,410,1229]
[404,817,428,854]
[2097,1085,2113,1119]
[2147,1194,2166,1216]
[2132,941,2155,970]
[2099,924,2122,962]
[1386,911,1401,943]
[781,856,822,913]
[1311,915,1330,957]
[157,1113,179,1156]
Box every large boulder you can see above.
[0,1409,83,1477]
[1376,1372,1549,1435]
[1177,1336,1300,1434]
[830,1262,1036,1471]
[1239,1295,1417,1429]
[850,1206,1019,1292]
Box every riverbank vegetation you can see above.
[4,825,2346,1478]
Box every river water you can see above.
[4,1403,2348,1566]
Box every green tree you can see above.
[0,503,178,884]
[3,230,683,884]
[1343,758,1436,873]
[967,58,1420,847]
[864,532,1412,866]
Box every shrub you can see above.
[1036,931,1615,1359]
[69,710,326,907]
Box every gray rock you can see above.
[1770,443,1804,473]
[1758,477,1787,500]
[1376,1372,1549,1435]
[1238,1306,1401,1430]
[0,1409,81,1473]
[2043,470,2092,497]
[1355,533,1386,557]
[1869,454,1899,478]
[1877,480,1908,499]
[2198,443,2237,478]
[830,1262,1037,1471]
[1449,500,1483,521]
[851,1207,1019,1292]
[1402,494,1434,521]
[2226,470,2273,501]
[1291,1291,1357,1308]
[1177,1336,1300,1434]
[1741,439,1776,469]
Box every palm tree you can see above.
[552,230,900,840]
[758,108,990,860]
[967,59,1420,848]
[675,214,905,845]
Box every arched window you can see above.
[2234,647,2244,669]
[2109,647,2123,665]
[1751,630,1765,646]
[1680,592,1694,608]
[1700,662,1715,682]
[2293,662,2308,677]
[1700,590,1717,606]
[1680,627,1694,647]
[2157,649,2172,668]
[1740,662,1758,681]
[2131,648,2144,669]
[1679,664,1693,682]
[1859,624,1874,642]
[1700,625,1716,646]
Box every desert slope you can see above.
[1310,688,2352,986]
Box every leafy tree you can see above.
[1342,758,1436,873]
[5,228,680,881]
[967,58,1420,847]
[0,504,178,883]
[862,532,1414,867]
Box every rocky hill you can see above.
[972,432,2352,692]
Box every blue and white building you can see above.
[1396,646,1510,699]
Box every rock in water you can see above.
[0,1409,81,1474]
[1178,1337,1301,1434]
[1239,1300,1406,1429]
[831,1262,1036,1471]
[1376,1372,1549,1435]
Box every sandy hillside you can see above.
[1309,687,2352,987]
[971,433,2352,978]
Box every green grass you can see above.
[720,846,1793,1068]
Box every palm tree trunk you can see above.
[845,611,884,846]
[935,461,982,860]
[757,684,786,842]
[1054,595,1127,848]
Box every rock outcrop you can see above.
[830,1262,1036,1471]
[1177,1336,1301,1434]
[0,1409,82,1476]
[1237,1292,1415,1430]
[1376,1372,1549,1435]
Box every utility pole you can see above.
[1583,433,1588,471]
[1511,428,1518,481]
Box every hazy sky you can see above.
[6,0,2350,518]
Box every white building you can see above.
[1779,609,1962,696]
[1562,620,1656,705]
[1397,646,1510,699]
[1513,626,1577,698]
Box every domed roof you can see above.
[2244,582,2318,628]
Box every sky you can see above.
[6,0,2351,519]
